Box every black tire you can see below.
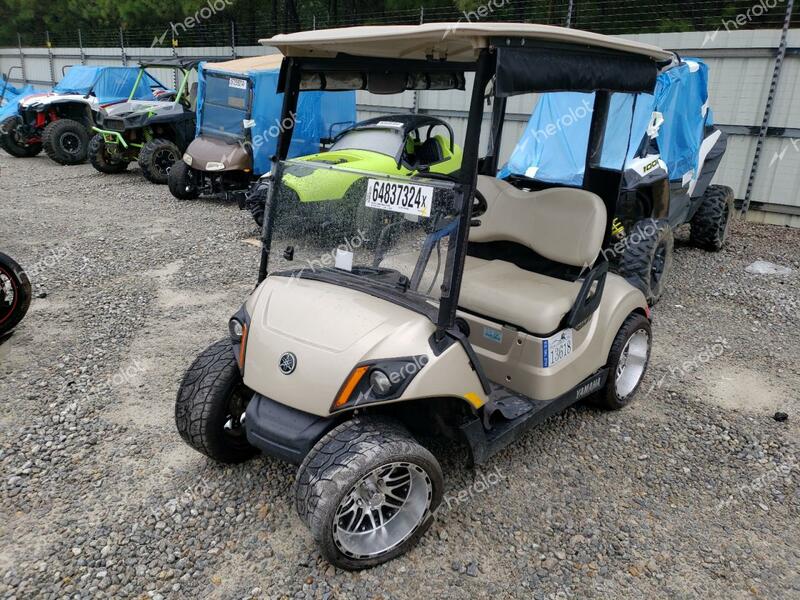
[596,312,652,410]
[0,116,43,157]
[245,180,270,227]
[690,184,734,251]
[139,138,180,184]
[295,416,443,570]
[42,119,90,165]
[174,339,257,464]
[88,134,129,174]
[0,252,32,336]
[619,218,674,305]
[167,159,200,200]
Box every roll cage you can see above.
[258,33,671,339]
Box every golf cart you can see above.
[246,113,463,230]
[0,253,31,337]
[175,23,671,569]
[0,65,159,163]
[169,54,355,201]
[498,59,731,303]
[90,59,197,184]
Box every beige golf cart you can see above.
[175,23,671,570]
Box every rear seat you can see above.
[459,176,606,335]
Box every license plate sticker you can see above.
[542,329,573,368]
[228,77,248,90]
[365,178,433,218]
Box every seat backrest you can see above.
[416,136,444,165]
[471,176,606,268]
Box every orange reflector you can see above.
[238,323,249,370]
[332,365,369,410]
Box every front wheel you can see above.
[42,119,90,165]
[168,159,200,200]
[690,184,734,251]
[175,339,257,463]
[596,312,652,410]
[139,138,180,184]
[1,116,42,157]
[88,134,129,174]
[0,252,32,336]
[295,417,443,570]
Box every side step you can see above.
[460,369,608,465]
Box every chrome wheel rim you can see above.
[333,462,432,559]
[615,329,649,398]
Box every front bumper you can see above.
[244,394,336,464]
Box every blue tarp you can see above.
[196,61,356,175]
[499,59,713,187]
[53,65,163,104]
[0,82,39,122]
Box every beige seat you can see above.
[459,176,606,335]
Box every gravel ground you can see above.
[1,153,798,600]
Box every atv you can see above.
[497,58,732,304]
[170,54,354,201]
[89,59,198,184]
[175,23,672,569]
[0,253,31,337]
[0,65,161,164]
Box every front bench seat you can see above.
[459,176,606,335]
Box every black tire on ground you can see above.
[0,116,43,157]
[294,416,443,570]
[596,312,652,411]
[690,184,734,251]
[88,134,129,174]
[619,218,674,306]
[174,339,257,464]
[42,119,90,165]
[0,252,32,336]
[139,138,180,184]
[167,159,200,200]
[245,180,270,227]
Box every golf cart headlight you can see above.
[206,161,225,171]
[331,357,428,412]
[370,369,392,396]
[183,153,193,166]
[229,318,244,342]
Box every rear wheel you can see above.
[596,312,651,410]
[295,417,443,570]
[0,253,32,336]
[42,119,90,164]
[88,134,129,174]
[0,116,42,157]
[167,159,200,199]
[690,184,734,251]
[139,138,180,184]
[174,339,256,464]
[619,218,674,305]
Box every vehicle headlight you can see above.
[330,357,428,412]
[183,153,193,166]
[229,318,244,342]
[206,161,225,171]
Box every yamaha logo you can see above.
[279,352,297,375]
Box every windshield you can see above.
[330,128,405,157]
[200,72,250,139]
[267,158,461,312]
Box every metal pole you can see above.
[45,31,55,85]
[230,20,237,59]
[78,29,86,65]
[742,0,794,215]
[119,28,128,66]
[566,0,574,28]
[420,7,424,24]
[17,33,26,84]
[171,35,179,89]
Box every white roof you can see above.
[204,53,283,74]
[261,23,672,63]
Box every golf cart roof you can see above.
[138,57,202,70]
[261,23,673,63]
[204,54,283,74]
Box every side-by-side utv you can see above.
[497,59,732,304]
[90,59,197,184]
[175,23,674,569]
[1,65,158,164]
[169,54,355,202]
